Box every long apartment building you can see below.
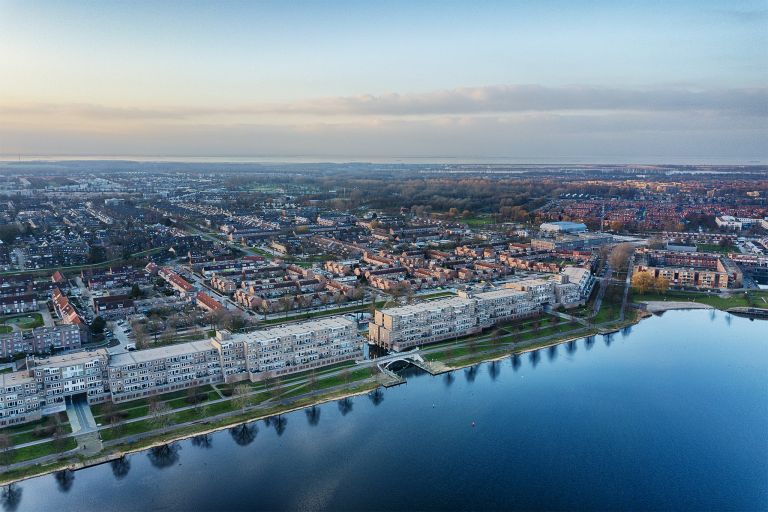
[633,249,743,289]
[214,316,361,383]
[369,278,561,352]
[108,340,223,403]
[0,317,362,425]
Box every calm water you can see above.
[3,310,767,511]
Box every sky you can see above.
[0,0,766,162]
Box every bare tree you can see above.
[148,400,172,429]
[0,434,13,467]
[232,384,251,413]
[608,243,635,274]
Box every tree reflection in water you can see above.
[305,405,321,426]
[529,350,540,368]
[337,398,353,416]
[191,434,213,449]
[443,371,455,386]
[272,415,288,436]
[229,423,257,446]
[547,345,558,361]
[110,456,131,480]
[488,361,500,381]
[566,340,577,355]
[54,469,74,493]
[464,365,478,383]
[510,354,521,371]
[147,443,181,469]
[1,484,22,512]
[368,388,384,406]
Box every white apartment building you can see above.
[29,350,111,409]
[220,317,361,382]
[560,266,594,299]
[1,317,364,424]
[0,371,41,427]
[108,341,223,403]
[369,279,562,352]
[369,297,479,352]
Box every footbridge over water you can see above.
[374,349,426,372]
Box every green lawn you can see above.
[0,313,44,329]
[696,244,736,255]
[4,437,78,464]
[635,289,768,310]
[0,325,12,334]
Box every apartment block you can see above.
[369,278,567,351]
[0,371,41,427]
[29,350,111,408]
[108,340,222,403]
[220,317,361,382]
[633,249,742,289]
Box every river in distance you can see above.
[2,309,766,511]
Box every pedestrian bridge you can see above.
[373,349,425,372]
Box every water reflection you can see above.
[585,336,595,350]
[443,372,454,386]
[488,361,500,381]
[510,354,521,371]
[305,405,321,426]
[0,484,22,512]
[54,470,74,493]
[725,314,732,326]
[110,456,131,480]
[368,388,384,406]
[710,309,716,321]
[191,434,212,449]
[529,350,540,368]
[229,424,257,446]
[464,366,478,383]
[147,444,181,469]
[603,333,613,346]
[566,340,577,355]
[547,345,558,361]
[621,326,632,337]
[337,398,353,416]
[272,415,288,436]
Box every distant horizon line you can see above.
[0,154,765,166]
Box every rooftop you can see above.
[110,340,218,366]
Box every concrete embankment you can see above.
[642,301,714,314]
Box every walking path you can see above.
[642,301,714,313]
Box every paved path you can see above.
[641,301,714,313]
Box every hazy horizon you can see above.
[1,1,766,160]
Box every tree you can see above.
[233,384,251,413]
[0,434,12,467]
[148,400,172,429]
[90,316,106,335]
[653,275,670,294]
[129,283,143,299]
[87,244,107,264]
[608,243,634,273]
[631,271,655,295]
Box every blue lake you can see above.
[3,309,767,511]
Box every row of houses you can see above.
[0,324,84,358]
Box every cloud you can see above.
[2,84,766,122]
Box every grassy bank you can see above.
[635,289,768,310]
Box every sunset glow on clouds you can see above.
[1,0,766,160]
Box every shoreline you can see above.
[0,312,647,486]
[641,301,714,314]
